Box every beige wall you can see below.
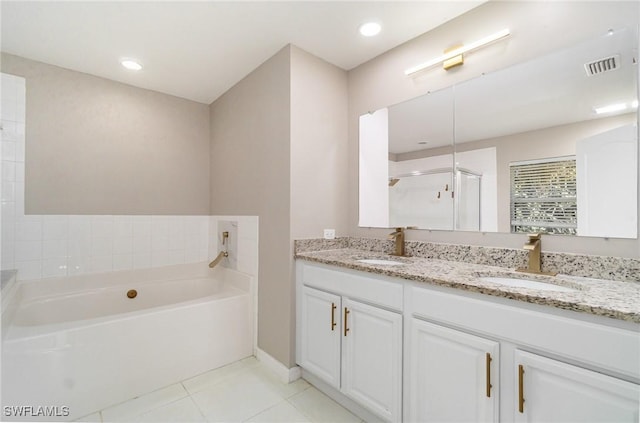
[1,53,210,215]
[290,46,349,239]
[348,1,640,258]
[209,46,292,366]
[290,46,349,364]
[455,114,636,232]
[209,45,348,367]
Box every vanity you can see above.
[294,243,640,423]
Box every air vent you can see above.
[584,54,620,76]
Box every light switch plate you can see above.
[323,229,336,240]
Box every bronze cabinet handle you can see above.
[518,364,525,413]
[344,307,350,336]
[486,353,492,398]
[331,303,337,331]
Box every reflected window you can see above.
[510,157,577,235]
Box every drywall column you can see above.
[209,47,293,366]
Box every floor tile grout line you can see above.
[185,395,208,423]
[239,398,290,423]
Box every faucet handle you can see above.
[528,233,541,241]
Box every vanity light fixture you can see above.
[359,22,381,37]
[594,100,638,115]
[404,28,511,76]
[121,59,143,71]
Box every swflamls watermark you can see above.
[3,405,70,418]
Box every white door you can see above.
[341,298,402,422]
[408,318,499,422]
[299,286,342,388]
[515,350,639,422]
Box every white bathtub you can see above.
[1,263,254,421]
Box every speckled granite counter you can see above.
[295,248,640,323]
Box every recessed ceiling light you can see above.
[121,59,142,71]
[359,22,381,37]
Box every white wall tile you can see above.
[14,260,41,280]
[91,215,114,238]
[133,253,151,269]
[151,235,169,252]
[151,250,170,267]
[68,216,91,240]
[67,255,89,276]
[113,254,133,271]
[42,258,68,278]
[14,182,24,216]
[42,239,67,259]
[91,237,113,257]
[14,161,24,182]
[113,237,133,255]
[15,219,42,241]
[89,255,112,273]
[113,216,133,238]
[42,217,68,240]
[2,142,16,161]
[14,140,25,162]
[133,216,152,237]
[2,181,15,202]
[133,235,152,254]
[15,240,41,261]
[2,161,15,182]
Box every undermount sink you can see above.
[357,259,404,266]
[480,276,577,292]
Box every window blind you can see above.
[510,157,577,235]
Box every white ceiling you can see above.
[1,1,485,104]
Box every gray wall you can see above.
[1,53,210,215]
[348,1,640,258]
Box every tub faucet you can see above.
[516,233,556,276]
[388,227,405,257]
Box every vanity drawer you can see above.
[299,262,403,311]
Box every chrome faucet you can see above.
[388,227,405,257]
[516,233,556,276]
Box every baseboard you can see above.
[255,347,301,384]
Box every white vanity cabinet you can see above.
[299,286,342,387]
[408,284,640,423]
[408,318,499,422]
[514,350,639,422]
[296,262,403,422]
[296,259,639,423]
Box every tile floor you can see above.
[75,357,362,423]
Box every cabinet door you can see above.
[299,286,342,388]
[515,350,639,422]
[341,298,402,422]
[408,318,499,423]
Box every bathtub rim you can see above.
[3,263,252,341]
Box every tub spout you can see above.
[208,251,228,268]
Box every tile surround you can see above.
[1,72,259,282]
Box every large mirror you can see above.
[359,26,638,238]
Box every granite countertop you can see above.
[295,248,640,323]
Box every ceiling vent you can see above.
[584,54,620,76]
